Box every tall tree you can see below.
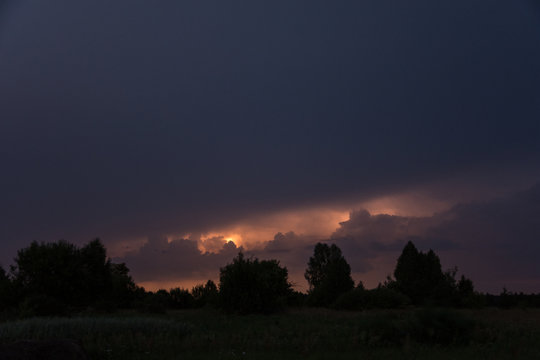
[11,240,83,306]
[219,253,292,313]
[109,262,139,308]
[0,265,14,309]
[80,239,113,304]
[305,243,354,306]
[11,239,138,311]
[394,241,454,304]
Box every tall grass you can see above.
[0,316,191,359]
[1,309,539,359]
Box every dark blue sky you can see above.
[1,0,539,291]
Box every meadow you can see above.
[1,308,539,359]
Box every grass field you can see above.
[1,308,539,359]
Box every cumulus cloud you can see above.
[116,237,243,283]
[116,183,540,293]
[425,184,540,292]
[328,184,540,292]
[1,0,539,272]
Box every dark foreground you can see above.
[0,308,539,359]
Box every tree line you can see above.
[0,239,538,316]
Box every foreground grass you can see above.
[1,308,540,359]
[0,316,190,359]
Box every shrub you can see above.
[332,288,367,310]
[408,308,476,345]
[355,308,476,347]
[367,287,410,309]
[357,312,406,347]
[333,287,409,310]
[19,294,68,317]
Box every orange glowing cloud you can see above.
[112,182,540,294]
[169,192,452,255]
[148,191,452,257]
[358,192,451,217]
[179,207,351,253]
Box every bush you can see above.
[408,308,476,345]
[355,308,476,347]
[19,294,68,317]
[332,288,366,310]
[333,287,409,310]
[357,312,407,347]
[368,288,410,309]
[219,253,292,314]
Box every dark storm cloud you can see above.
[118,231,314,285]
[426,184,540,291]
[117,237,242,282]
[0,0,539,268]
[329,184,540,292]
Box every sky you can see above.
[1,0,539,293]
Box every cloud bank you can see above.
[1,0,539,265]
[117,184,540,293]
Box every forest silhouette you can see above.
[0,238,538,317]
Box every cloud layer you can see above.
[0,1,538,299]
[116,184,540,293]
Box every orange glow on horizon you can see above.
[138,278,215,292]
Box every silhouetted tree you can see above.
[457,275,474,296]
[11,240,82,308]
[304,243,354,306]
[192,280,218,307]
[136,290,170,313]
[0,266,7,283]
[11,239,138,312]
[169,287,195,309]
[394,241,468,305]
[0,265,15,310]
[333,286,409,310]
[79,239,113,305]
[219,252,292,314]
[454,274,483,307]
[109,262,138,308]
[498,287,518,308]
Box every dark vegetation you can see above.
[218,253,292,314]
[0,339,89,360]
[1,309,539,359]
[304,243,354,306]
[0,239,539,318]
[1,239,540,359]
